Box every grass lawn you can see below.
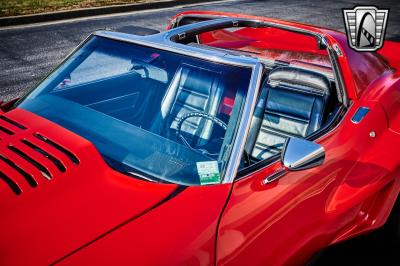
[0,0,160,17]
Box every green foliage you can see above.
[0,0,148,17]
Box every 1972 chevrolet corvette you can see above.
[1,11,400,265]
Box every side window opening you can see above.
[170,16,346,175]
[239,66,342,171]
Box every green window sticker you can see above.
[196,161,221,185]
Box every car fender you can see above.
[326,99,400,242]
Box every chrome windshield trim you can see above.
[95,17,332,69]
[94,29,263,185]
[93,17,343,184]
[222,62,264,184]
[94,28,258,68]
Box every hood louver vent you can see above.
[34,133,80,165]
[0,114,80,195]
[0,171,22,195]
[21,139,66,173]
[8,145,53,180]
[0,154,37,187]
[0,125,14,135]
[0,116,27,130]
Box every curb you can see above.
[0,0,216,27]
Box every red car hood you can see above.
[0,108,180,265]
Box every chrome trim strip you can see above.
[95,26,258,67]
[222,62,264,183]
[262,168,286,184]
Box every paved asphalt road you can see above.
[1,0,399,101]
[1,0,400,265]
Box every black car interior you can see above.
[170,16,343,167]
[49,53,245,159]
[150,63,224,147]
[52,70,168,129]
[51,55,339,167]
[244,67,332,162]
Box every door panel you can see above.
[216,101,400,265]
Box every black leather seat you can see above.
[151,64,223,146]
[245,67,331,161]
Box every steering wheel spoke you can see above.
[176,112,228,155]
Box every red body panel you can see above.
[0,109,230,265]
[217,100,400,265]
[322,29,392,98]
[58,184,231,265]
[379,41,400,70]
[0,109,180,265]
[2,11,400,266]
[169,11,400,264]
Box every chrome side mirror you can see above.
[281,137,325,171]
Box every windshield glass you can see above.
[18,36,253,186]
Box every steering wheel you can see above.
[176,112,228,156]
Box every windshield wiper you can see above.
[103,156,170,184]
[121,170,159,183]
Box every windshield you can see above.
[18,36,253,186]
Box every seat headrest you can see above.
[268,67,330,94]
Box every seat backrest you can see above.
[151,64,223,145]
[247,67,331,161]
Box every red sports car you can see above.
[1,11,400,265]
